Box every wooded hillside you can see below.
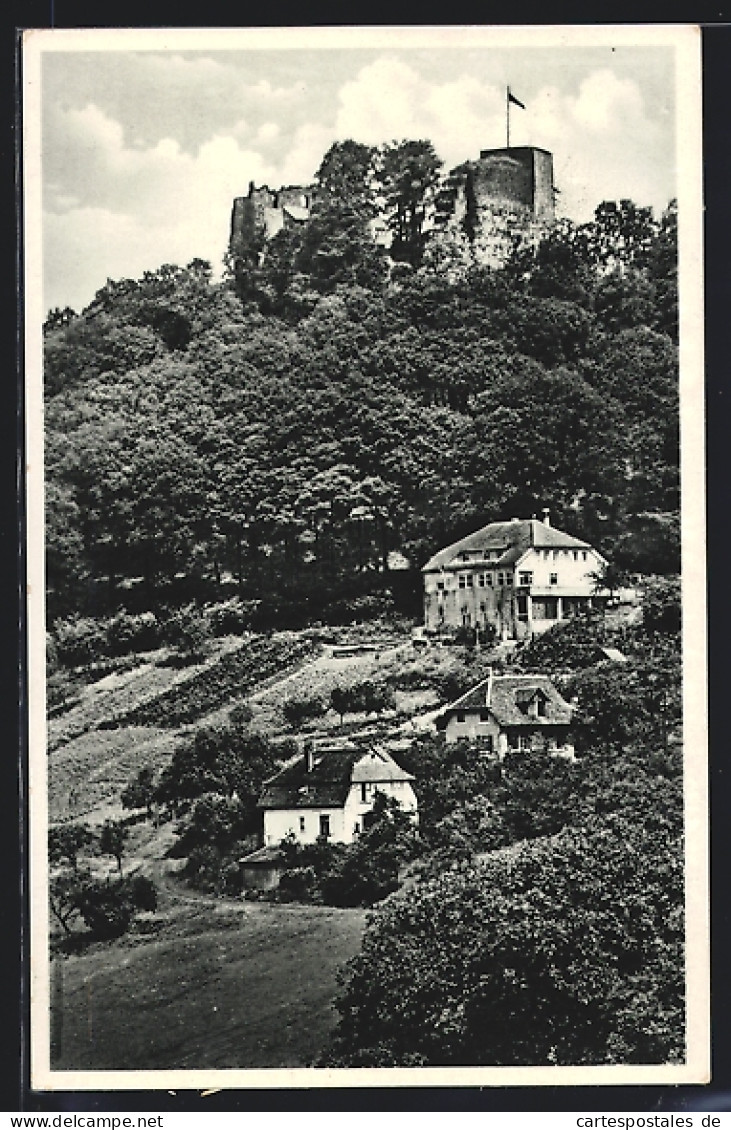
[44,141,679,627]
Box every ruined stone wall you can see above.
[229,182,314,261]
[276,185,314,210]
[532,149,555,222]
[430,146,555,269]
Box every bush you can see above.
[327,810,684,1066]
[53,616,108,666]
[127,873,158,912]
[77,879,134,939]
[278,865,318,902]
[106,610,162,656]
[162,604,213,662]
[282,695,326,729]
[207,598,261,636]
[642,576,681,634]
[329,679,396,721]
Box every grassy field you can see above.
[48,726,180,823]
[51,893,367,1070]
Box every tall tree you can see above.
[378,140,443,266]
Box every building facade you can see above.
[423,512,606,641]
[436,671,575,758]
[258,741,418,847]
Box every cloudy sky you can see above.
[31,27,686,314]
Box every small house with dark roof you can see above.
[436,671,575,757]
[422,510,607,640]
[257,740,418,848]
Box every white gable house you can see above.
[436,672,575,758]
[257,741,418,847]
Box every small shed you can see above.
[239,845,286,892]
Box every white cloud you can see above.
[570,69,644,132]
[336,57,425,144]
[255,122,281,144]
[43,103,285,310]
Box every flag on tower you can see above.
[507,87,526,109]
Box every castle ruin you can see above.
[229,145,556,269]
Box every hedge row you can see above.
[105,635,318,728]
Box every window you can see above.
[458,574,467,589]
[299,816,306,832]
[319,814,331,838]
[552,549,559,560]
[353,822,360,836]
[479,709,491,722]
[457,711,466,723]
[437,580,445,591]
[550,572,558,585]
[486,573,494,586]
[505,574,513,585]
[582,551,587,561]
[466,573,474,587]
[516,594,529,621]
[518,571,533,586]
[544,597,558,619]
[573,551,578,561]
[477,573,485,587]
[360,782,372,803]
[497,572,504,586]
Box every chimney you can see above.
[542,507,551,527]
[304,739,315,774]
[485,667,494,706]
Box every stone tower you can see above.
[433,145,555,267]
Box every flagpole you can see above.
[506,86,510,149]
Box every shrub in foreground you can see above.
[326,808,683,1067]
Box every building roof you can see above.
[239,845,285,867]
[282,204,309,222]
[599,646,628,663]
[258,745,414,811]
[423,518,594,573]
[441,673,574,728]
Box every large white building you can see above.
[423,512,607,641]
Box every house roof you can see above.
[239,845,285,867]
[598,646,628,663]
[423,519,594,573]
[441,674,574,728]
[258,745,414,811]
